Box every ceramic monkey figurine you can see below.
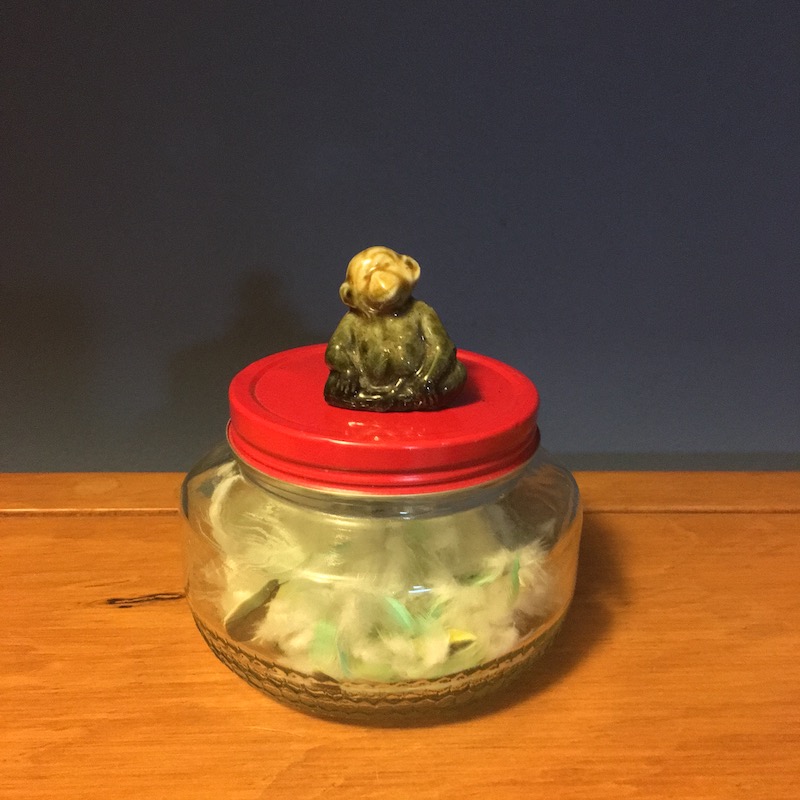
[324,246,466,411]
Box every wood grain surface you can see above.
[2,473,798,799]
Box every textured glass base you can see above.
[193,612,564,721]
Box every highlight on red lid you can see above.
[227,344,540,494]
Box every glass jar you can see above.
[182,345,581,720]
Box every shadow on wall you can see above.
[131,271,328,469]
[0,282,97,470]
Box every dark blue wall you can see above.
[2,2,798,470]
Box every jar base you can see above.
[192,611,565,722]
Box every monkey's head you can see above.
[340,246,421,315]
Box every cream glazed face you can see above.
[340,246,421,314]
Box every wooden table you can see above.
[2,472,798,799]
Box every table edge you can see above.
[0,471,797,515]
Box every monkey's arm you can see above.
[415,302,458,386]
[324,314,361,401]
[325,314,357,369]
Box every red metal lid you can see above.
[228,344,539,494]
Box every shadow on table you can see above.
[325,513,629,728]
